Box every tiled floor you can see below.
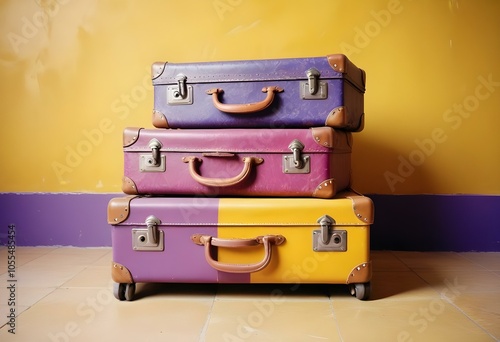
[0,247,499,341]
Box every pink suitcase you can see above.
[122,127,352,198]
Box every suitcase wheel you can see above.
[113,282,136,301]
[350,282,371,300]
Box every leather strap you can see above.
[182,156,263,187]
[191,234,285,273]
[206,86,283,114]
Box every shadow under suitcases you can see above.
[123,281,410,302]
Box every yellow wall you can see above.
[1,0,499,195]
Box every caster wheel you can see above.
[124,283,135,301]
[350,282,371,300]
[113,283,135,301]
[113,282,126,301]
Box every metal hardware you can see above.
[132,215,164,251]
[167,73,193,105]
[300,68,327,100]
[140,139,166,172]
[282,139,310,174]
[289,139,304,168]
[307,68,320,95]
[313,214,347,252]
[149,139,162,166]
[176,74,187,98]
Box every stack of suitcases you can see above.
[107,54,374,301]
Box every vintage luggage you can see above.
[151,54,366,131]
[122,126,352,198]
[108,191,373,301]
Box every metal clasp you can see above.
[176,73,187,99]
[140,139,166,172]
[149,139,162,166]
[313,214,347,252]
[306,68,320,95]
[283,139,310,174]
[132,215,164,251]
[167,73,193,105]
[300,68,328,100]
[318,214,335,244]
[289,139,305,169]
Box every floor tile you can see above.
[24,247,110,267]
[367,271,441,301]
[415,270,500,294]
[0,247,58,275]
[0,286,214,341]
[0,304,30,329]
[371,250,411,272]
[61,265,112,288]
[205,299,341,342]
[332,299,496,342]
[451,292,500,340]
[393,252,480,271]
[461,252,500,271]
[90,249,112,266]
[0,248,499,341]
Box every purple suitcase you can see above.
[151,54,366,131]
[122,127,352,198]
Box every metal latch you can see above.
[300,68,328,100]
[140,138,166,172]
[167,73,193,105]
[132,215,164,251]
[283,139,310,174]
[313,214,347,252]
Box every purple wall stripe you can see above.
[0,193,499,251]
[369,194,500,252]
[0,193,114,247]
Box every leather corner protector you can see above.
[311,126,334,148]
[346,261,371,284]
[325,106,346,128]
[347,195,374,224]
[327,54,347,73]
[122,176,138,195]
[152,110,169,128]
[151,62,166,80]
[123,127,141,147]
[313,179,336,199]
[107,196,134,224]
[112,262,134,284]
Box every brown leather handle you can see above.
[191,234,285,273]
[206,86,284,114]
[182,156,263,187]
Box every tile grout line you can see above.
[198,286,217,341]
[327,294,345,342]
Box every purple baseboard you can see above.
[0,193,499,251]
[368,194,500,251]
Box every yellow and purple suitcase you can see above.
[107,190,373,301]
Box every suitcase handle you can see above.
[206,86,284,114]
[182,156,263,187]
[191,234,285,273]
